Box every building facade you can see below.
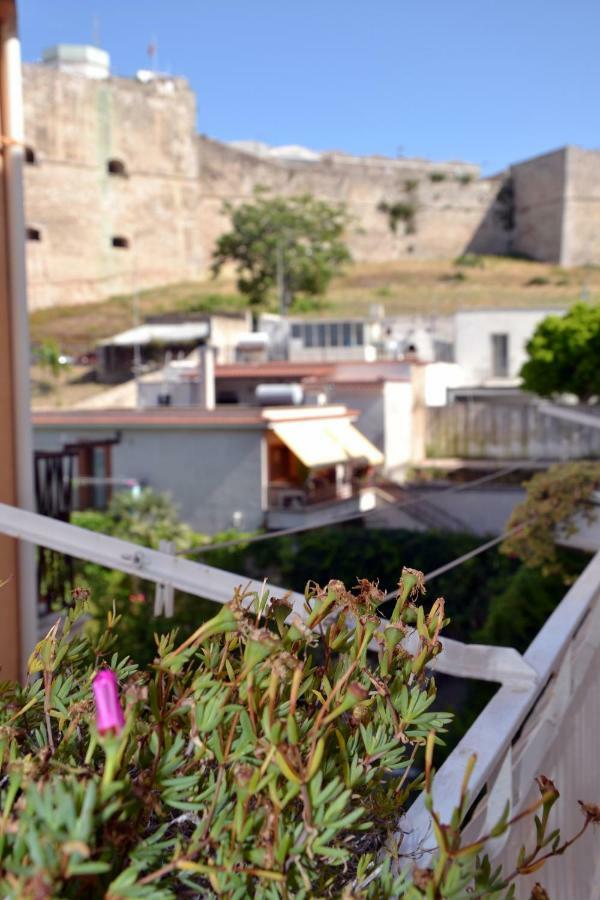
[32,405,384,534]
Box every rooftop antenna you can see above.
[92,14,101,48]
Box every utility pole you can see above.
[276,237,285,316]
[131,254,141,398]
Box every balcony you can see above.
[266,479,378,529]
[0,498,599,895]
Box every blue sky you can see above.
[18,0,600,174]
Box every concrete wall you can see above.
[424,362,467,406]
[33,425,266,534]
[370,485,525,536]
[330,383,385,457]
[383,381,415,470]
[453,308,565,384]
[426,398,600,460]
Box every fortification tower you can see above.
[22,45,202,310]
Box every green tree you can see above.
[211,189,351,310]
[520,302,600,401]
[73,489,252,665]
[36,338,68,392]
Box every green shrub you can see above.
[0,571,593,897]
[501,461,600,579]
[520,303,600,401]
[73,490,251,666]
[525,276,550,287]
[454,253,484,268]
[377,201,417,235]
[439,271,467,283]
[429,172,446,183]
[456,173,474,185]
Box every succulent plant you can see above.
[0,571,593,897]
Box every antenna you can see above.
[92,14,101,47]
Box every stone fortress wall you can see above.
[21,45,600,311]
[196,137,509,268]
[22,49,203,310]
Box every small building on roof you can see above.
[97,322,211,383]
[96,312,252,382]
[32,404,383,533]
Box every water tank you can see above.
[255,383,304,406]
[235,332,270,351]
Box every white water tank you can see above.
[255,383,304,406]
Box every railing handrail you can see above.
[0,501,536,692]
[397,545,600,858]
[0,502,306,614]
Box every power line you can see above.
[177,460,536,558]
[380,520,530,603]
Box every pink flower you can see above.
[129,593,145,604]
[92,669,125,736]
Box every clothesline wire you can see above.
[177,460,539,558]
[381,519,532,603]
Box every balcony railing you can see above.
[0,500,598,895]
[268,481,355,509]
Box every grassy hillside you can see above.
[29,256,600,354]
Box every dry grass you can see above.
[325,256,600,316]
[30,365,107,410]
[29,256,600,354]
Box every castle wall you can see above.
[22,64,202,310]
[21,54,600,312]
[562,146,600,266]
[510,148,566,263]
[197,136,508,265]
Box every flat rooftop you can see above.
[215,360,412,383]
[32,404,355,429]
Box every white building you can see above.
[214,359,426,474]
[453,308,566,386]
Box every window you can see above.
[290,323,302,339]
[316,323,326,347]
[26,226,41,241]
[330,323,339,346]
[342,322,352,347]
[107,158,128,177]
[304,324,314,348]
[491,333,509,377]
[111,236,130,249]
[355,323,364,346]
[25,146,36,165]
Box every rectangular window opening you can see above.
[491,333,509,377]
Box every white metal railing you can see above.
[0,502,540,687]
[0,502,307,615]
[1,501,599,896]
[397,547,600,898]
